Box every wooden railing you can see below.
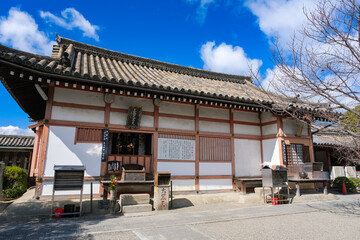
[107,155,153,174]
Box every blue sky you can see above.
[0,0,315,135]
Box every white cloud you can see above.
[40,8,99,41]
[86,145,102,156]
[0,125,34,136]
[200,41,262,76]
[0,7,55,55]
[187,0,216,24]
[244,0,316,47]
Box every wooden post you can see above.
[230,108,235,189]
[195,104,200,192]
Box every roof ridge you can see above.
[55,35,251,84]
[0,134,35,138]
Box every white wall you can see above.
[262,124,277,135]
[53,87,105,107]
[234,124,261,135]
[112,95,154,111]
[262,138,280,166]
[199,106,229,120]
[157,162,195,176]
[42,126,102,196]
[199,179,233,190]
[159,102,194,116]
[109,112,154,127]
[283,119,308,136]
[234,139,262,177]
[233,111,259,123]
[42,181,100,196]
[44,126,102,177]
[261,112,276,123]
[52,106,104,123]
[199,162,232,175]
[159,117,195,131]
[171,180,196,191]
[199,121,230,133]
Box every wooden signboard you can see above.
[107,161,121,172]
[101,129,109,162]
[158,138,195,160]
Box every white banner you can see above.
[158,138,195,160]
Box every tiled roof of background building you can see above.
[0,135,34,149]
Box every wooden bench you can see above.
[234,177,262,194]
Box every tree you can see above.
[259,0,360,118]
[254,0,360,164]
[342,105,360,132]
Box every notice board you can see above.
[158,138,195,160]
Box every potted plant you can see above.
[109,175,118,201]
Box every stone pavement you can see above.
[0,190,359,239]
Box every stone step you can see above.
[120,194,150,206]
[122,204,152,213]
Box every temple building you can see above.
[0,36,331,198]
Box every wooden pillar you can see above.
[44,83,55,120]
[153,101,159,173]
[259,112,264,165]
[230,108,235,189]
[326,148,331,171]
[308,125,315,163]
[104,102,111,126]
[195,104,200,192]
[277,117,284,166]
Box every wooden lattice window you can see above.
[75,128,102,143]
[200,137,231,161]
[286,144,310,165]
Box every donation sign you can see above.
[157,138,195,160]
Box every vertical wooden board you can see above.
[138,156,145,166]
[108,155,115,161]
[145,157,151,173]
[115,155,123,162]
[131,156,137,164]
[123,156,130,165]
[100,161,107,176]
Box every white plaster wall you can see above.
[262,124,278,135]
[43,126,102,177]
[199,179,233,190]
[109,112,154,127]
[234,124,261,135]
[171,180,196,191]
[157,162,195,176]
[262,138,280,166]
[109,112,127,125]
[53,88,105,107]
[159,102,194,116]
[283,119,308,136]
[112,96,154,112]
[234,139,262,177]
[199,106,229,120]
[42,181,100,196]
[199,121,230,133]
[52,106,104,123]
[199,162,232,175]
[261,112,276,123]
[233,111,259,123]
[159,117,195,131]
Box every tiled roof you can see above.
[0,135,34,149]
[313,132,359,148]
[0,35,273,106]
[0,35,335,120]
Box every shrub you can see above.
[3,166,28,199]
[333,177,360,193]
